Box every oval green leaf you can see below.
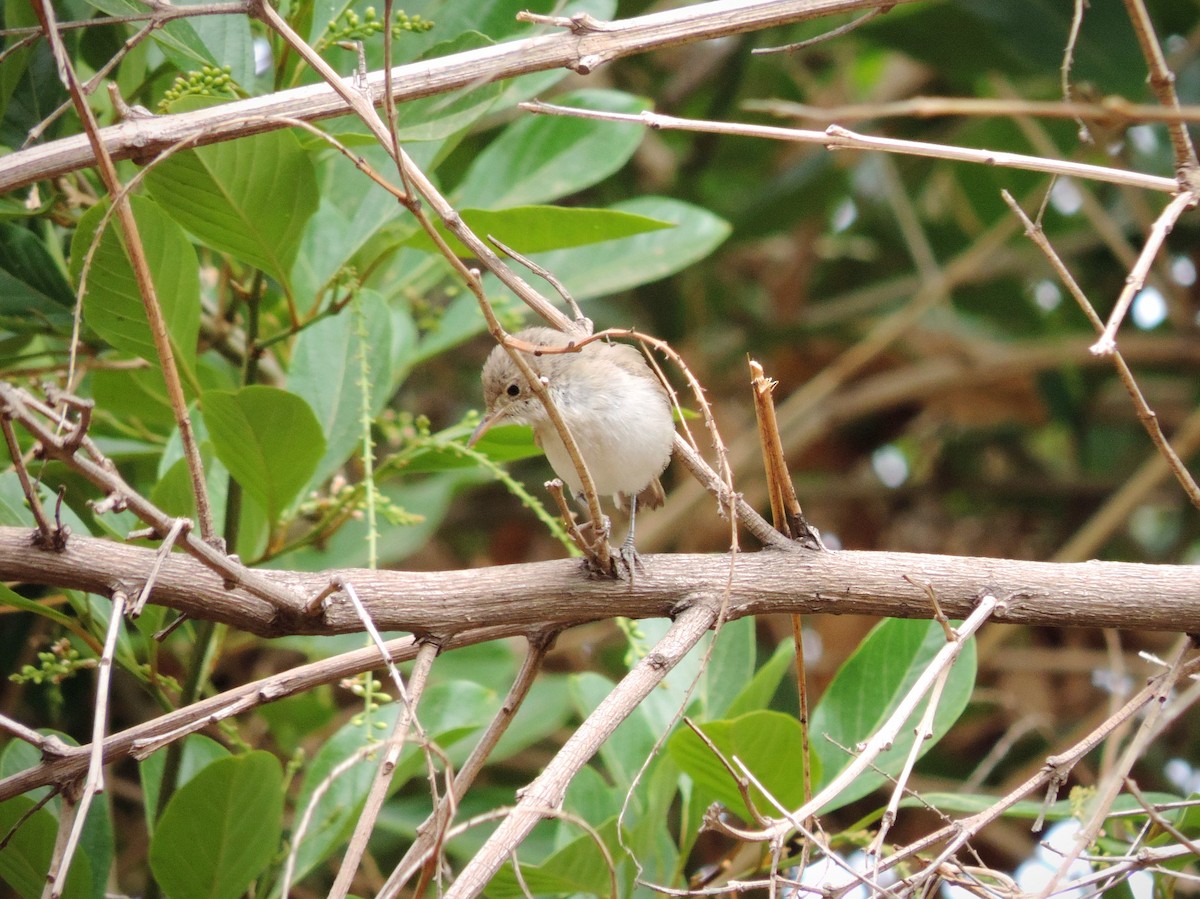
[71,196,200,380]
[201,386,325,522]
[148,751,283,899]
[669,710,820,818]
[402,205,673,256]
[145,115,318,289]
[454,88,650,208]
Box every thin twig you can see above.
[752,6,886,55]
[520,101,1179,194]
[442,600,719,899]
[131,518,191,617]
[46,588,126,898]
[329,639,439,898]
[1002,190,1200,511]
[1034,637,1195,899]
[31,0,217,544]
[377,630,558,898]
[1090,190,1197,355]
[1120,0,1199,178]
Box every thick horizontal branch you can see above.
[2,527,1198,635]
[1,0,912,192]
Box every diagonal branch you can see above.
[0,0,916,192]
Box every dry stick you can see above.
[377,631,557,898]
[1034,637,1195,899]
[25,13,162,146]
[867,638,955,863]
[751,5,886,55]
[1124,778,1200,859]
[1121,0,1199,178]
[1061,0,1090,141]
[881,656,1200,885]
[11,526,1200,635]
[330,640,439,898]
[1002,191,1200,511]
[0,626,514,803]
[2,1,250,37]
[545,480,592,557]
[1,0,907,190]
[130,518,190,617]
[0,384,303,612]
[748,95,1200,126]
[0,413,56,545]
[0,714,62,754]
[520,102,1179,194]
[1090,190,1197,355]
[279,734,454,897]
[325,578,436,896]
[757,594,998,843]
[641,178,1031,550]
[749,361,815,829]
[443,600,719,899]
[45,588,126,899]
[30,0,216,545]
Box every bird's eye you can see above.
[506,383,520,397]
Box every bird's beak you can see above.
[467,408,503,447]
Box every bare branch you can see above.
[0,0,916,192]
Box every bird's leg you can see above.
[573,493,615,576]
[617,494,645,576]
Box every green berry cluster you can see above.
[324,7,434,44]
[9,638,93,686]
[159,65,237,111]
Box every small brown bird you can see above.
[469,327,675,565]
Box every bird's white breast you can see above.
[534,363,674,501]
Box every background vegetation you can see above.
[1,0,1200,896]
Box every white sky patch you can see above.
[1033,279,1062,312]
[831,198,858,233]
[1171,254,1196,287]
[1128,124,1160,155]
[1049,177,1083,216]
[1131,286,1167,330]
[872,444,909,488]
[254,38,273,76]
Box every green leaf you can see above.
[809,618,977,813]
[148,752,283,899]
[669,711,819,818]
[701,616,756,719]
[515,196,731,300]
[488,818,620,898]
[201,386,325,522]
[402,206,673,256]
[71,196,200,379]
[726,638,796,719]
[570,672,656,793]
[84,0,216,71]
[0,734,111,899]
[416,197,729,364]
[0,796,94,899]
[0,583,78,632]
[0,221,75,335]
[288,291,397,490]
[145,116,318,289]
[139,735,232,836]
[455,89,650,208]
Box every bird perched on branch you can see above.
[469,326,675,569]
